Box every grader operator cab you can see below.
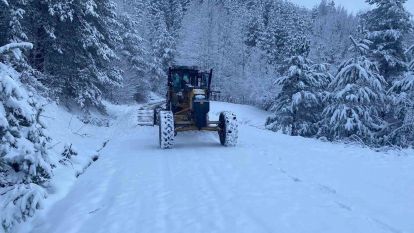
[154,66,238,149]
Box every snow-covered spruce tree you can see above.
[385,44,414,147]
[0,42,52,232]
[319,37,387,144]
[0,0,28,46]
[147,1,176,92]
[386,71,414,147]
[266,41,331,137]
[0,0,32,72]
[113,13,151,103]
[381,45,414,147]
[36,0,122,112]
[362,0,413,80]
[0,0,50,100]
[362,0,414,146]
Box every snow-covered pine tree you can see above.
[320,37,387,144]
[0,42,52,232]
[147,1,176,92]
[387,71,414,147]
[0,0,36,75]
[266,40,331,137]
[362,0,413,80]
[113,13,151,103]
[0,0,28,45]
[382,44,414,147]
[37,0,122,111]
[0,0,50,101]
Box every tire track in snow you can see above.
[172,143,227,233]
[197,139,294,233]
[267,148,404,233]
[203,156,274,233]
[236,137,402,233]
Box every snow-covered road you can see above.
[27,102,414,233]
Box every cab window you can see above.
[173,73,181,91]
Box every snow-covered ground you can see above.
[19,102,414,233]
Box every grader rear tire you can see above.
[218,111,238,146]
[159,111,174,149]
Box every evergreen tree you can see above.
[386,43,414,147]
[387,71,414,147]
[0,42,52,232]
[0,0,43,90]
[362,0,413,79]
[0,0,28,45]
[266,41,331,136]
[30,0,123,111]
[148,1,176,92]
[320,37,387,144]
[113,13,151,103]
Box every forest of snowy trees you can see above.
[264,0,414,148]
[0,0,413,231]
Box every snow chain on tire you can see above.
[159,111,175,149]
[218,111,238,146]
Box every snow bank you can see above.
[13,101,127,233]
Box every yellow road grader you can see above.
[154,66,238,149]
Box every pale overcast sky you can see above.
[290,0,414,15]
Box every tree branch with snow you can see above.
[0,42,33,55]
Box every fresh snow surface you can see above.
[22,102,414,233]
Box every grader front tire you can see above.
[218,111,238,146]
[159,111,175,149]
